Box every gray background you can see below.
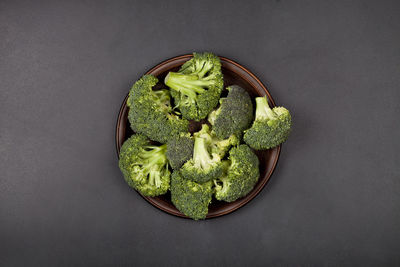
[1,0,399,266]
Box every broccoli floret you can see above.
[214,144,260,202]
[244,96,291,150]
[170,171,213,220]
[208,85,253,139]
[164,52,223,121]
[180,133,223,183]
[210,133,240,158]
[127,75,189,144]
[166,133,194,170]
[194,124,239,158]
[118,134,170,197]
[180,124,239,183]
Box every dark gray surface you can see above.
[1,0,399,266]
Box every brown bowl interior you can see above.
[116,55,280,219]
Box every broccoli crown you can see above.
[180,134,223,183]
[194,124,240,159]
[118,134,170,197]
[244,96,291,150]
[166,133,194,170]
[170,171,213,220]
[127,75,189,144]
[214,144,260,202]
[208,85,253,139]
[164,52,223,121]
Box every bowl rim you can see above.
[115,54,281,219]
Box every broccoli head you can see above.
[208,85,253,139]
[194,124,240,159]
[244,96,291,150]
[127,75,189,144]
[166,133,194,170]
[118,134,170,197]
[170,171,213,220]
[214,144,260,202]
[164,52,223,121]
[180,133,223,183]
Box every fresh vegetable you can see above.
[118,134,170,197]
[164,52,223,121]
[180,132,224,183]
[208,85,253,139]
[127,75,189,143]
[244,96,291,150]
[170,171,213,220]
[119,52,292,220]
[180,124,238,183]
[194,124,239,158]
[214,144,259,202]
[166,133,194,170]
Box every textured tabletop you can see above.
[1,0,399,266]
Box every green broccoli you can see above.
[180,133,223,183]
[127,75,189,144]
[166,133,194,170]
[194,124,240,159]
[208,85,253,139]
[180,124,239,183]
[118,134,170,197]
[170,171,213,220]
[214,144,260,202]
[164,52,223,121]
[244,96,291,150]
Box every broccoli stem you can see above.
[197,60,213,77]
[149,169,161,187]
[208,109,217,125]
[141,145,166,157]
[152,90,172,112]
[255,96,276,120]
[165,72,215,98]
[193,137,213,169]
[140,145,167,188]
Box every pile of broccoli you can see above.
[118,52,292,220]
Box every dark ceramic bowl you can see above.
[116,55,280,219]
